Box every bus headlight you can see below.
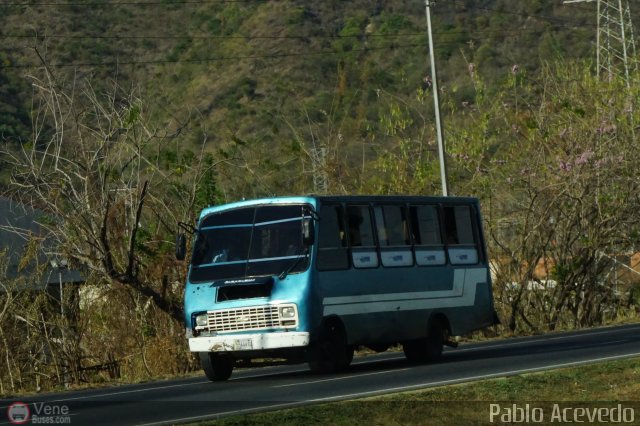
[279,306,296,319]
[195,313,208,327]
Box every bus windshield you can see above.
[189,204,310,283]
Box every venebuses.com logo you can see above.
[7,402,30,424]
[6,401,71,424]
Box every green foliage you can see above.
[538,32,564,60]
[332,16,368,53]
[366,96,440,195]
[0,55,31,144]
[194,153,223,211]
[377,13,412,34]
[219,4,249,35]
[167,37,192,62]
[4,0,640,392]
[286,6,310,27]
[474,43,498,70]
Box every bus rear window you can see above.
[443,205,479,265]
[410,205,445,266]
[443,206,475,245]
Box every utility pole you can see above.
[425,0,449,196]
[50,258,69,388]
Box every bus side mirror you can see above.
[302,218,315,246]
[176,233,187,261]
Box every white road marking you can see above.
[2,323,638,422]
[273,368,410,388]
[0,380,210,408]
[455,326,640,352]
[137,351,640,426]
[306,351,640,403]
[138,402,308,426]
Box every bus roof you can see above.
[198,195,480,219]
[316,195,479,204]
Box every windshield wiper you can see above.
[278,247,309,280]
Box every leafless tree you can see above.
[447,61,640,332]
[0,67,225,389]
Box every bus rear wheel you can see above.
[199,352,234,381]
[403,318,444,363]
[307,322,354,373]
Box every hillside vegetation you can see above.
[1,0,597,195]
[1,0,640,394]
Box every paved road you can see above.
[2,323,640,425]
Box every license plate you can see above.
[234,338,253,350]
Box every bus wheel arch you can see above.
[430,313,452,345]
[307,316,354,373]
[403,313,449,363]
[199,352,234,381]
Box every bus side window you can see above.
[410,205,446,266]
[443,205,479,265]
[317,205,349,271]
[346,205,379,268]
[375,205,413,267]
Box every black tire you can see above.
[366,343,391,353]
[199,352,234,381]
[402,338,429,363]
[402,318,444,363]
[307,321,354,373]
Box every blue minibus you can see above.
[176,195,498,381]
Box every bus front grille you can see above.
[198,305,298,333]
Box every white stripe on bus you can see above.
[322,268,487,315]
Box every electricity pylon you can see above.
[310,147,328,194]
[564,0,637,87]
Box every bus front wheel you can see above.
[307,322,354,373]
[403,318,444,363]
[199,352,234,381]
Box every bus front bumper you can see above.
[189,332,310,353]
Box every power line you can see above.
[450,0,608,23]
[0,32,424,41]
[0,0,604,48]
[2,0,622,24]
[2,0,628,14]
[3,0,605,72]
[0,25,590,41]
[0,0,605,70]
[1,0,264,5]
[0,24,588,70]
[0,42,430,69]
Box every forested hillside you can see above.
[2,0,640,394]
[0,0,598,195]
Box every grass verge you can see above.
[199,357,640,425]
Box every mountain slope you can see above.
[0,0,611,195]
